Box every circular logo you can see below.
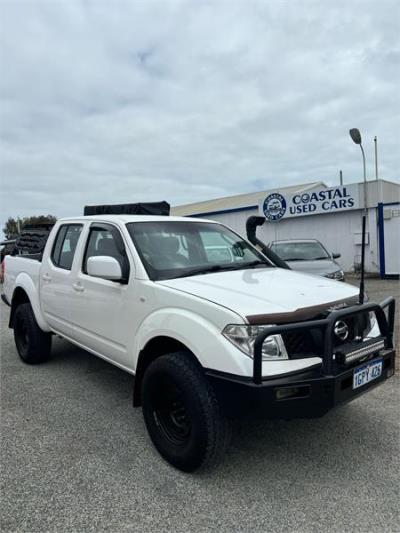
[301,193,310,203]
[334,320,349,341]
[262,193,287,221]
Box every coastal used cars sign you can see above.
[260,184,359,221]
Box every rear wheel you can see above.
[141,352,232,472]
[13,303,52,364]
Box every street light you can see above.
[349,127,367,303]
[349,128,367,212]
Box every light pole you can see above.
[349,127,367,302]
[349,128,367,213]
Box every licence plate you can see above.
[353,359,383,390]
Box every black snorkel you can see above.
[246,216,290,270]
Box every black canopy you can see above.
[84,202,170,216]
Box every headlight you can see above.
[365,311,380,339]
[325,270,344,280]
[222,325,288,361]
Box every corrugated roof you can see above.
[171,181,327,216]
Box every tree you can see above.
[2,215,57,239]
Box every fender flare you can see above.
[135,308,219,368]
[10,273,50,332]
[134,307,248,376]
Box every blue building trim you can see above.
[377,201,400,279]
[188,205,258,218]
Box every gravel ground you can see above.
[1,279,399,533]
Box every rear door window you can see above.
[51,224,83,270]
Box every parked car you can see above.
[2,205,395,472]
[268,239,345,280]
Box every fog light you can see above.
[275,386,310,400]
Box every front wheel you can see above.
[141,352,232,472]
[13,303,52,364]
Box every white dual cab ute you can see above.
[2,202,396,472]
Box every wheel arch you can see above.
[9,277,50,332]
[9,286,30,327]
[133,336,201,407]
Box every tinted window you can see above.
[83,226,130,280]
[51,225,82,270]
[51,226,67,266]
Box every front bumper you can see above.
[206,349,395,418]
[206,297,396,419]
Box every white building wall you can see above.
[199,207,379,273]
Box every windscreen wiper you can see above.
[172,265,227,279]
[228,260,271,270]
[172,261,271,279]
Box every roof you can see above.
[171,181,326,216]
[59,215,215,224]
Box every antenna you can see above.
[359,214,366,304]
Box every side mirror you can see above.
[87,256,122,281]
[332,252,341,259]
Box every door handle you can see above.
[72,282,84,293]
[42,273,52,282]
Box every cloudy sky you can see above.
[1,0,399,231]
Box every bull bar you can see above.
[253,297,396,385]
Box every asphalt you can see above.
[1,278,399,532]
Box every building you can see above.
[172,179,400,277]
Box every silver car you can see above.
[267,239,345,281]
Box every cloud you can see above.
[1,0,399,232]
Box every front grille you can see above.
[283,331,317,359]
[281,310,376,361]
[332,311,371,346]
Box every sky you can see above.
[1,0,399,233]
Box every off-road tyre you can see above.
[141,351,232,472]
[13,303,52,364]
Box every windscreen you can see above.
[270,241,329,261]
[127,221,272,280]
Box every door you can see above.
[68,223,135,369]
[40,223,83,336]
